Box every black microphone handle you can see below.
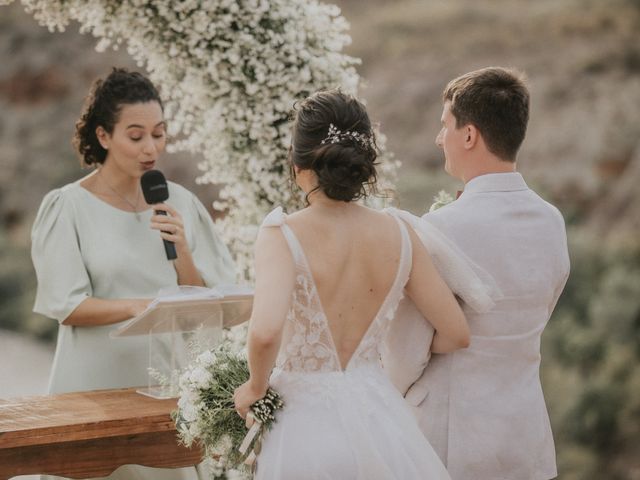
[156,209,178,260]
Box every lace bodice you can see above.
[261,207,412,373]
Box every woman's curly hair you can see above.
[72,68,163,166]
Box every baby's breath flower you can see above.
[429,190,455,212]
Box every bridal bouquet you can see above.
[173,345,284,479]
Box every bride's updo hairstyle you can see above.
[291,90,379,202]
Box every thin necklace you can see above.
[97,169,142,221]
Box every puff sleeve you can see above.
[31,188,92,323]
[187,192,237,287]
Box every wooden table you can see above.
[0,388,203,479]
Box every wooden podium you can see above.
[0,388,203,479]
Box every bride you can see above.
[234,90,469,479]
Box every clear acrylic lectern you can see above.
[111,286,253,399]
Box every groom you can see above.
[398,67,569,479]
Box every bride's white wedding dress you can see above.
[255,207,451,480]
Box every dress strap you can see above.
[260,207,307,268]
[385,207,413,291]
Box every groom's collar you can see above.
[462,172,528,195]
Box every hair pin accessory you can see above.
[320,123,374,150]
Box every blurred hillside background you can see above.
[0,0,639,478]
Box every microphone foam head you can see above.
[141,170,169,204]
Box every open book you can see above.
[110,285,253,338]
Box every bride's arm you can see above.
[404,225,471,353]
[234,227,296,417]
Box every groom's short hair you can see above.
[443,67,529,162]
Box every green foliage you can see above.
[0,226,57,342]
[542,230,640,478]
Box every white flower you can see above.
[197,349,216,366]
[188,421,201,438]
[188,366,213,389]
[181,403,199,423]
[211,434,234,456]
[429,190,455,212]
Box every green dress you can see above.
[31,180,236,479]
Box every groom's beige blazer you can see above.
[402,173,569,480]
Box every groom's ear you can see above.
[463,124,479,150]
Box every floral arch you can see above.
[2,0,397,277]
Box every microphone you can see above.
[141,169,177,260]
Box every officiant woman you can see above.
[30,67,235,480]
[32,67,235,393]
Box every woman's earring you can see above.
[287,146,297,188]
[288,163,297,192]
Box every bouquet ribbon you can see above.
[239,412,262,466]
